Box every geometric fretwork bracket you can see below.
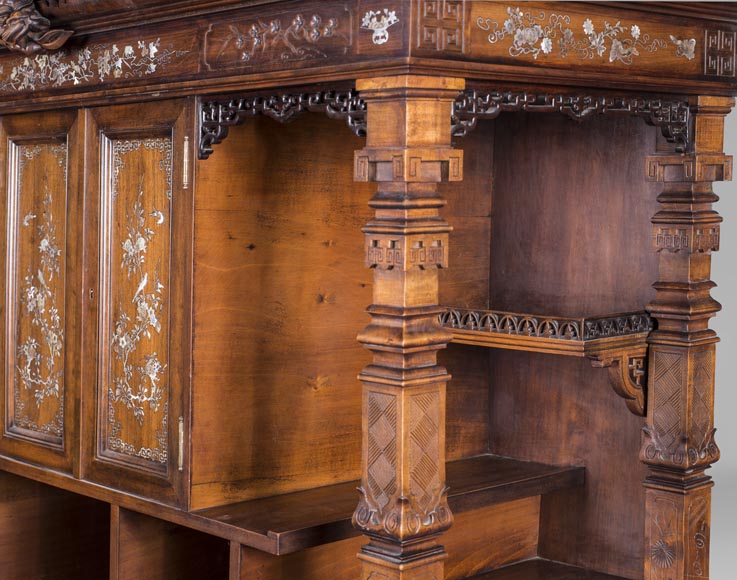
[199,89,367,159]
[452,90,691,153]
[589,345,648,416]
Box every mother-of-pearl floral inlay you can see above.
[478,6,696,64]
[13,144,68,438]
[0,37,189,92]
[105,138,171,466]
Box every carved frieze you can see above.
[452,90,691,153]
[417,0,465,53]
[199,90,366,159]
[203,7,352,71]
[654,226,720,254]
[440,308,653,342]
[0,0,72,54]
[366,235,447,271]
[705,29,736,77]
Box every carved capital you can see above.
[645,153,733,183]
[0,1,72,54]
[590,347,648,416]
[355,148,463,183]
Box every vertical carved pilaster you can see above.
[351,75,464,580]
[642,95,734,580]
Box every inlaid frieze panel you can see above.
[98,135,172,473]
[203,5,353,71]
[5,140,68,445]
[467,3,703,77]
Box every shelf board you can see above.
[195,454,585,555]
[440,308,652,357]
[467,559,628,580]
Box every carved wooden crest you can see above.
[0,0,72,54]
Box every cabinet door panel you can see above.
[83,100,192,506]
[0,111,81,473]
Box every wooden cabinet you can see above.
[0,2,733,580]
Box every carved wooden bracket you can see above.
[589,346,648,416]
[451,90,691,153]
[0,1,73,54]
[199,90,366,159]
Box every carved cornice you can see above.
[0,0,72,54]
[199,90,366,159]
[451,90,691,153]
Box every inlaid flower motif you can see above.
[478,6,696,65]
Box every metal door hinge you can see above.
[178,416,184,472]
[183,136,190,190]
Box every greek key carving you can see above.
[366,236,447,270]
[417,0,465,52]
[705,29,736,77]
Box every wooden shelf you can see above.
[196,454,584,555]
[440,308,653,357]
[466,559,628,580]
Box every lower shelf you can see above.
[467,559,627,580]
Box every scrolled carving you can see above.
[589,348,648,416]
[452,90,691,152]
[0,0,72,54]
[199,89,366,159]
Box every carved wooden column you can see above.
[351,75,463,580]
[641,96,734,580]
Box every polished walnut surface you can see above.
[0,2,733,580]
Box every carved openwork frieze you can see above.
[440,308,653,342]
[452,90,692,152]
[0,0,72,54]
[705,29,736,77]
[199,90,366,159]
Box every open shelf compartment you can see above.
[196,454,584,555]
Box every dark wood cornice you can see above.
[595,2,737,23]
